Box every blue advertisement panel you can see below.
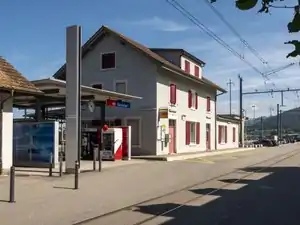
[13,121,58,168]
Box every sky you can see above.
[1,0,300,118]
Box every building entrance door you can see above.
[206,123,211,151]
[169,120,176,154]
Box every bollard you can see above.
[59,151,63,177]
[74,161,79,190]
[49,152,53,177]
[93,147,96,171]
[98,150,102,172]
[9,166,15,203]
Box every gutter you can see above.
[215,92,226,151]
[0,90,14,175]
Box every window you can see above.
[218,125,228,144]
[101,52,116,69]
[125,118,141,147]
[188,90,198,109]
[92,83,103,89]
[184,60,190,73]
[233,127,236,142]
[194,65,200,78]
[186,121,200,145]
[114,81,127,94]
[170,83,177,105]
[206,96,211,112]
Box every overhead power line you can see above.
[165,0,270,82]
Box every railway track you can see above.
[75,148,300,225]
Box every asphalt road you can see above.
[80,144,300,225]
[1,144,300,225]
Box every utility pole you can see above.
[260,116,263,140]
[227,79,234,115]
[280,109,283,140]
[277,104,280,139]
[238,75,243,147]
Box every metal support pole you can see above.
[239,75,243,146]
[281,91,284,106]
[9,166,15,203]
[280,110,283,140]
[277,104,280,139]
[59,151,63,177]
[98,147,102,172]
[74,161,79,190]
[93,147,96,171]
[49,152,53,177]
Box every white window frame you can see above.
[124,117,142,148]
[190,121,197,144]
[90,82,104,89]
[101,51,116,70]
[190,89,197,110]
[114,80,128,94]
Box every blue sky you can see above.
[1,0,299,118]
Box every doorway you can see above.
[206,123,211,151]
[169,120,176,154]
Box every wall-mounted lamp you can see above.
[181,115,186,121]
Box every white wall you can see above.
[180,56,203,79]
[216,120,239,150]
[0,95,13,171]
[156,70,216,155]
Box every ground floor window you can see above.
[186,121,200,145]
[218,125,227,143]
[125,118,141,147]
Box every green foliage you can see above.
[211,0,300,58]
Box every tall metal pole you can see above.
[277,104,280,139]
[239,75,243,146]
[227,79,234,115]
[281,91,284,107]
[279,109,283,140]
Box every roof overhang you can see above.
[13,78,142,109]
[161,66,227,93]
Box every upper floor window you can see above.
[188,90,198,109]
[206,96,211,112]
[114,80,127,94]
[194,65,200,78]
[184,60,190,73]
[92,83,103,89]
[101,52,116,69]
[170,83,177,105]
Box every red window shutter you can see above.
[188,90,192,108]
[170,84,176,104]
[185,60,190,73]
[225,126,228,143]
[218,125,221,144]
[196,122,200,144]
[195,93,198,109]
[207,96,211,112]
[194,65,199,78]
[233,127,236,142]
[186,121,190,145]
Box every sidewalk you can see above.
[132,147,256,161]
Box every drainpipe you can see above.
[215,92,226,151]
[0,90,14,175]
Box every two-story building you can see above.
[53,25,230,156]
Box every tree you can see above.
[211,0,300,58]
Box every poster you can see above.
[13,121,58,167]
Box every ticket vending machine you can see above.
[102,128,123,161]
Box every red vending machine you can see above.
[102,128,123,160]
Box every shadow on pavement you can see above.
[135,166,300,225]
[53,186,74,190]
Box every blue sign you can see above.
[116,100,131,108]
